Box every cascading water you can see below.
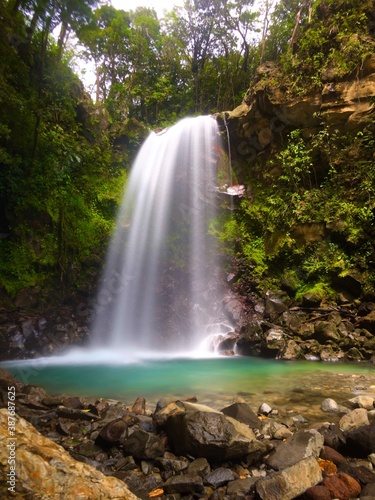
[91,116,223,356]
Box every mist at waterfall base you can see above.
[2,115,375,413]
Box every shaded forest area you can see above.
[0,0,374,308]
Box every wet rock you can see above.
[114,455,137,471]
[339,408,369,432]
[204,467,238,488]
[302,484,332,499]
[0,409,138,499]
[321,398,340,412]
[344,421,375,457]
[187,457,211,477]
[220,402,261,428]
[318,423,346,450]
[123,429,165,460]
[322,472,361,499]
[155,455,189,474]
[302,293,322,308]
[256,456,322,500]
[94,418,128,447]
[56,407,99,421]
[338,463,375,485]
[266,429,324,470]
[74,440,103,458]
[263,327,285,351]
[153,400,186,426]
[279,339,303,360]
[264,292,289,320]
[166,410,269,462]
[163,474,204,494]
[226,476,258,496]
[320,446,347,466]
[132,396,146,415]
[314,321,340,342]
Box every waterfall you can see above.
[91,116,222,356]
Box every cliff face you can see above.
[224,54,375,173]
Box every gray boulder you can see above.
[266,429,324,470]
[166,410,269,462]
[256,456,322,500]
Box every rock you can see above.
[264,292,289,320]
[321,398,340,412]
[318,423,346,450]
[361,483,375,498]
[220,402,261,428]
[95,417,128,447]
[256,456,323,500]
[187,457,211,477]
[263,327,285,351]
[338,463,375,485]
[279,339,302,360]
[258,402,273,415]
[320,446,347,466]
[226,476,258,496]
[344,421,375,457]
[358,310,375,334]
[322,472,361,499]
[163,474,204,494]
[266,429,324,470]
[302,293,322,308]
[204,467,238,488]
[339,408,369,432]
[314,321,340,342]
[302,484,332,499]
[0,409,138,499]
[123,429,165,459]
[347,395,374,410]
[166,410,269,462]
[155,456,189,474]
[131,396,146,415]
[153,400,186,426]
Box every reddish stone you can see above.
[303,484,331,499]
[323,472,361,500]
[320,445,347,466]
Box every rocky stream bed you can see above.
[2,366,375,499]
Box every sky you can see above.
[110,0,183,17]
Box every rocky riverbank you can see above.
[1,280,375,365]
[1,367,375,499]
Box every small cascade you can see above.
[91,116,223,356]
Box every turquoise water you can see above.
[2,355,375,420]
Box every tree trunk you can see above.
[289,0,311,49]
[57,21,68,61]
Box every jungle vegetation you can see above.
[0,0,374,303]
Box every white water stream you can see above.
[91,116,223,356]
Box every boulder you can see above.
[0,409,138,499]
[94,417,128,447]
[266,429,324,470]
[322,472,361,499]
[321,398,340,413]
[123,429,165,459]
[339,408,369,432]
[163,474,204,494]
[256,456,323,500]
[220,402,261,428]
[166,410,269,462]
[344,421,375,456]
